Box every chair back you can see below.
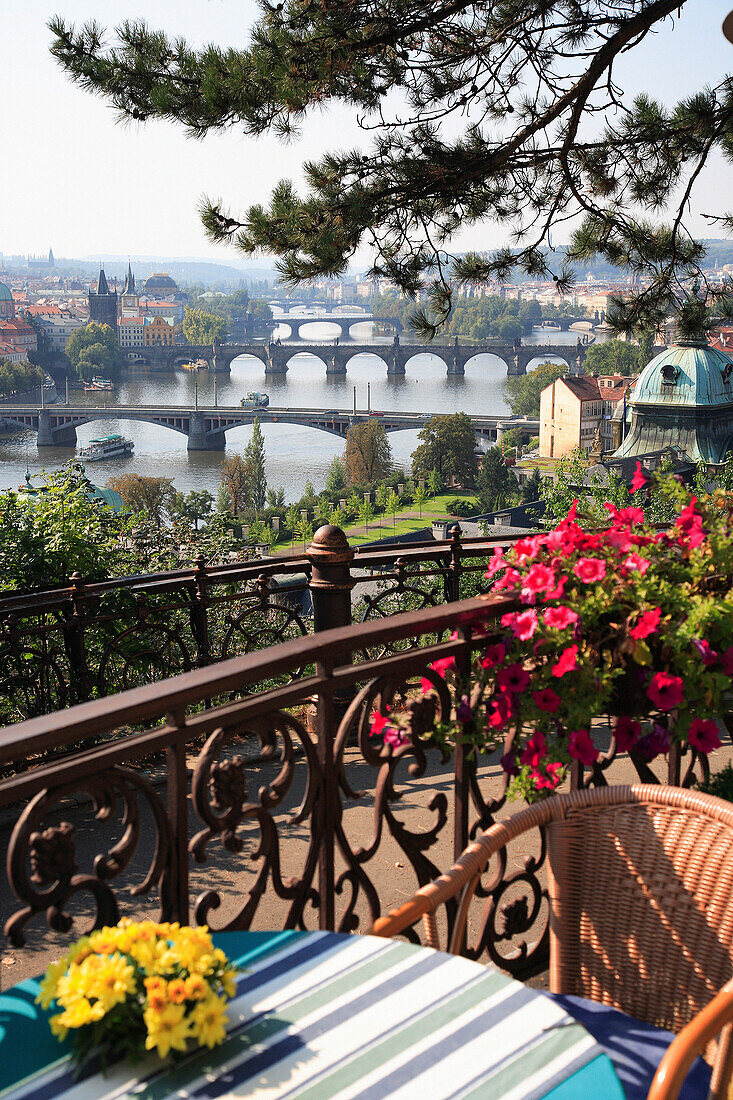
[547,786,733,1036]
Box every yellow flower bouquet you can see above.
[36,920,237,1072]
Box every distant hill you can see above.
[63,256,280,287]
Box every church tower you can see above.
[88,267,118,337]
[120,262,139,318]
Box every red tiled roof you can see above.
[560,376,601,400]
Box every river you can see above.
[0,322,592,500]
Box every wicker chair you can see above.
[369,785,733,1100]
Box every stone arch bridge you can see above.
[1,404,539,451]
[125,336,587,377]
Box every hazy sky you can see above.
[3,0,732,265]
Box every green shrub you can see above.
[697,761,733,803]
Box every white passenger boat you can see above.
[78,434,134,461]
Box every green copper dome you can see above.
[631,340,733,408]
[0,281,13,302]
[614,340,733,464]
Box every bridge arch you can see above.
[401,351,448,374]
[524,353,572,372]
[463,351,512,375]
[343,350,390,373]
[284,351,332,373]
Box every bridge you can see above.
[124,336,588,377]
[270,311,402,338]
[0,403,539,451]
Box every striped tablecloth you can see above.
[1,931,623,1100]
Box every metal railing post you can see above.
[444,523,463,604]
[189,555,211,667]
[64,572,92,704]
[307,525,354,634]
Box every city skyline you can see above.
[3,0,732,265]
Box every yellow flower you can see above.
[144,1003,191,1059]
[49,1013,68,1041]
[190,995,228,1050]
[85,953,136,1013]
[220,970,237,999]
[36,958,67,1010]
[184,975,207,1001]
[167,979,187,1005]
[57,998,96,1029]
[56,966,89,1008]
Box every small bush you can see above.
[446,500,480,517]
[697,761,733,802]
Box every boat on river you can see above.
[78,435,134,462]
[240,392,269,408]
[83,377,115,392]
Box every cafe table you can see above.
[0,930,624,1099]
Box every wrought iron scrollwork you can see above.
[190,712,320,931]
[4,767,172,947]
[331,670,453,938]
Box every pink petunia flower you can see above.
[647,672,684,711]
[501,609,538,641]
[383,727,408,749]
[481,642,507,669]
[420,654,456,693]
[487,692,513,729]
[485,548,506,578]
[630,461,648,493]
[605,503,645,528]
[492,567,523,592]
[622,553,651,575]
[687,719,721,754]
[533,761,564,790]
[514,536,543,563]
[544,574,568,599]
[675,498,706,550]
[523,563,556,594]
[521,730,547,767]
[574,557,607,584]
[533,687,561,713]
[500,750,518,776]
[568,729,598,766]
[552,644,578,678]
[629,608,661,640]
[497,664,531,694]
[614,716,641,752]
[544,605,579,630]
[693,639,718,668]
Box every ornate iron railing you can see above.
[0,525,512,728]
[0,583,708,983]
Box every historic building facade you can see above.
[88,268,118,336]
[613,339,733,464]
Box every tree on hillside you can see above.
[505,362,567,417]
[172,489,214,531]
[411,414,478,487]
[182,306,227,345]
[244,418,267,515]
[51,6,733,337]
[325,455,346,496]
[344,420,392,485]
[65,323,124,381]
[0,360,44,397]
[581,336,655,377]
[107,474,176,529]
[219,454,252,518]
[522,467,543,502]
[475,449,518,513]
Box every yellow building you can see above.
[539,376,605,458]
[143,316,174,347]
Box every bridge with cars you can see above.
[123,335,588,377]
[0,402,539,451]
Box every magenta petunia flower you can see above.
[487,692,513,729]
[523,563,556,594]
[622,553,651,575]
[552,644,578,678]
[501,609,538,641]
[629,607,661,640]
[614,716,641,752]
[630,461,648,493]
[497,663,531,694]
[647,672,684,711]
[485,548,506,578]
[568,729,598,766]
[637,723,671,761]
[521,730,547,767]
[544,605,578,630]
[420,654,455,693]
[533,687,561,713]
[574,557,607,584]
[383,727,408,749]
[370,709,391,736]
[534,762,564,790]
[500,750,518,776]
[480,642,506,669]
[457,695,473,723]
[687,718,721,754]
[692,639,718,667]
